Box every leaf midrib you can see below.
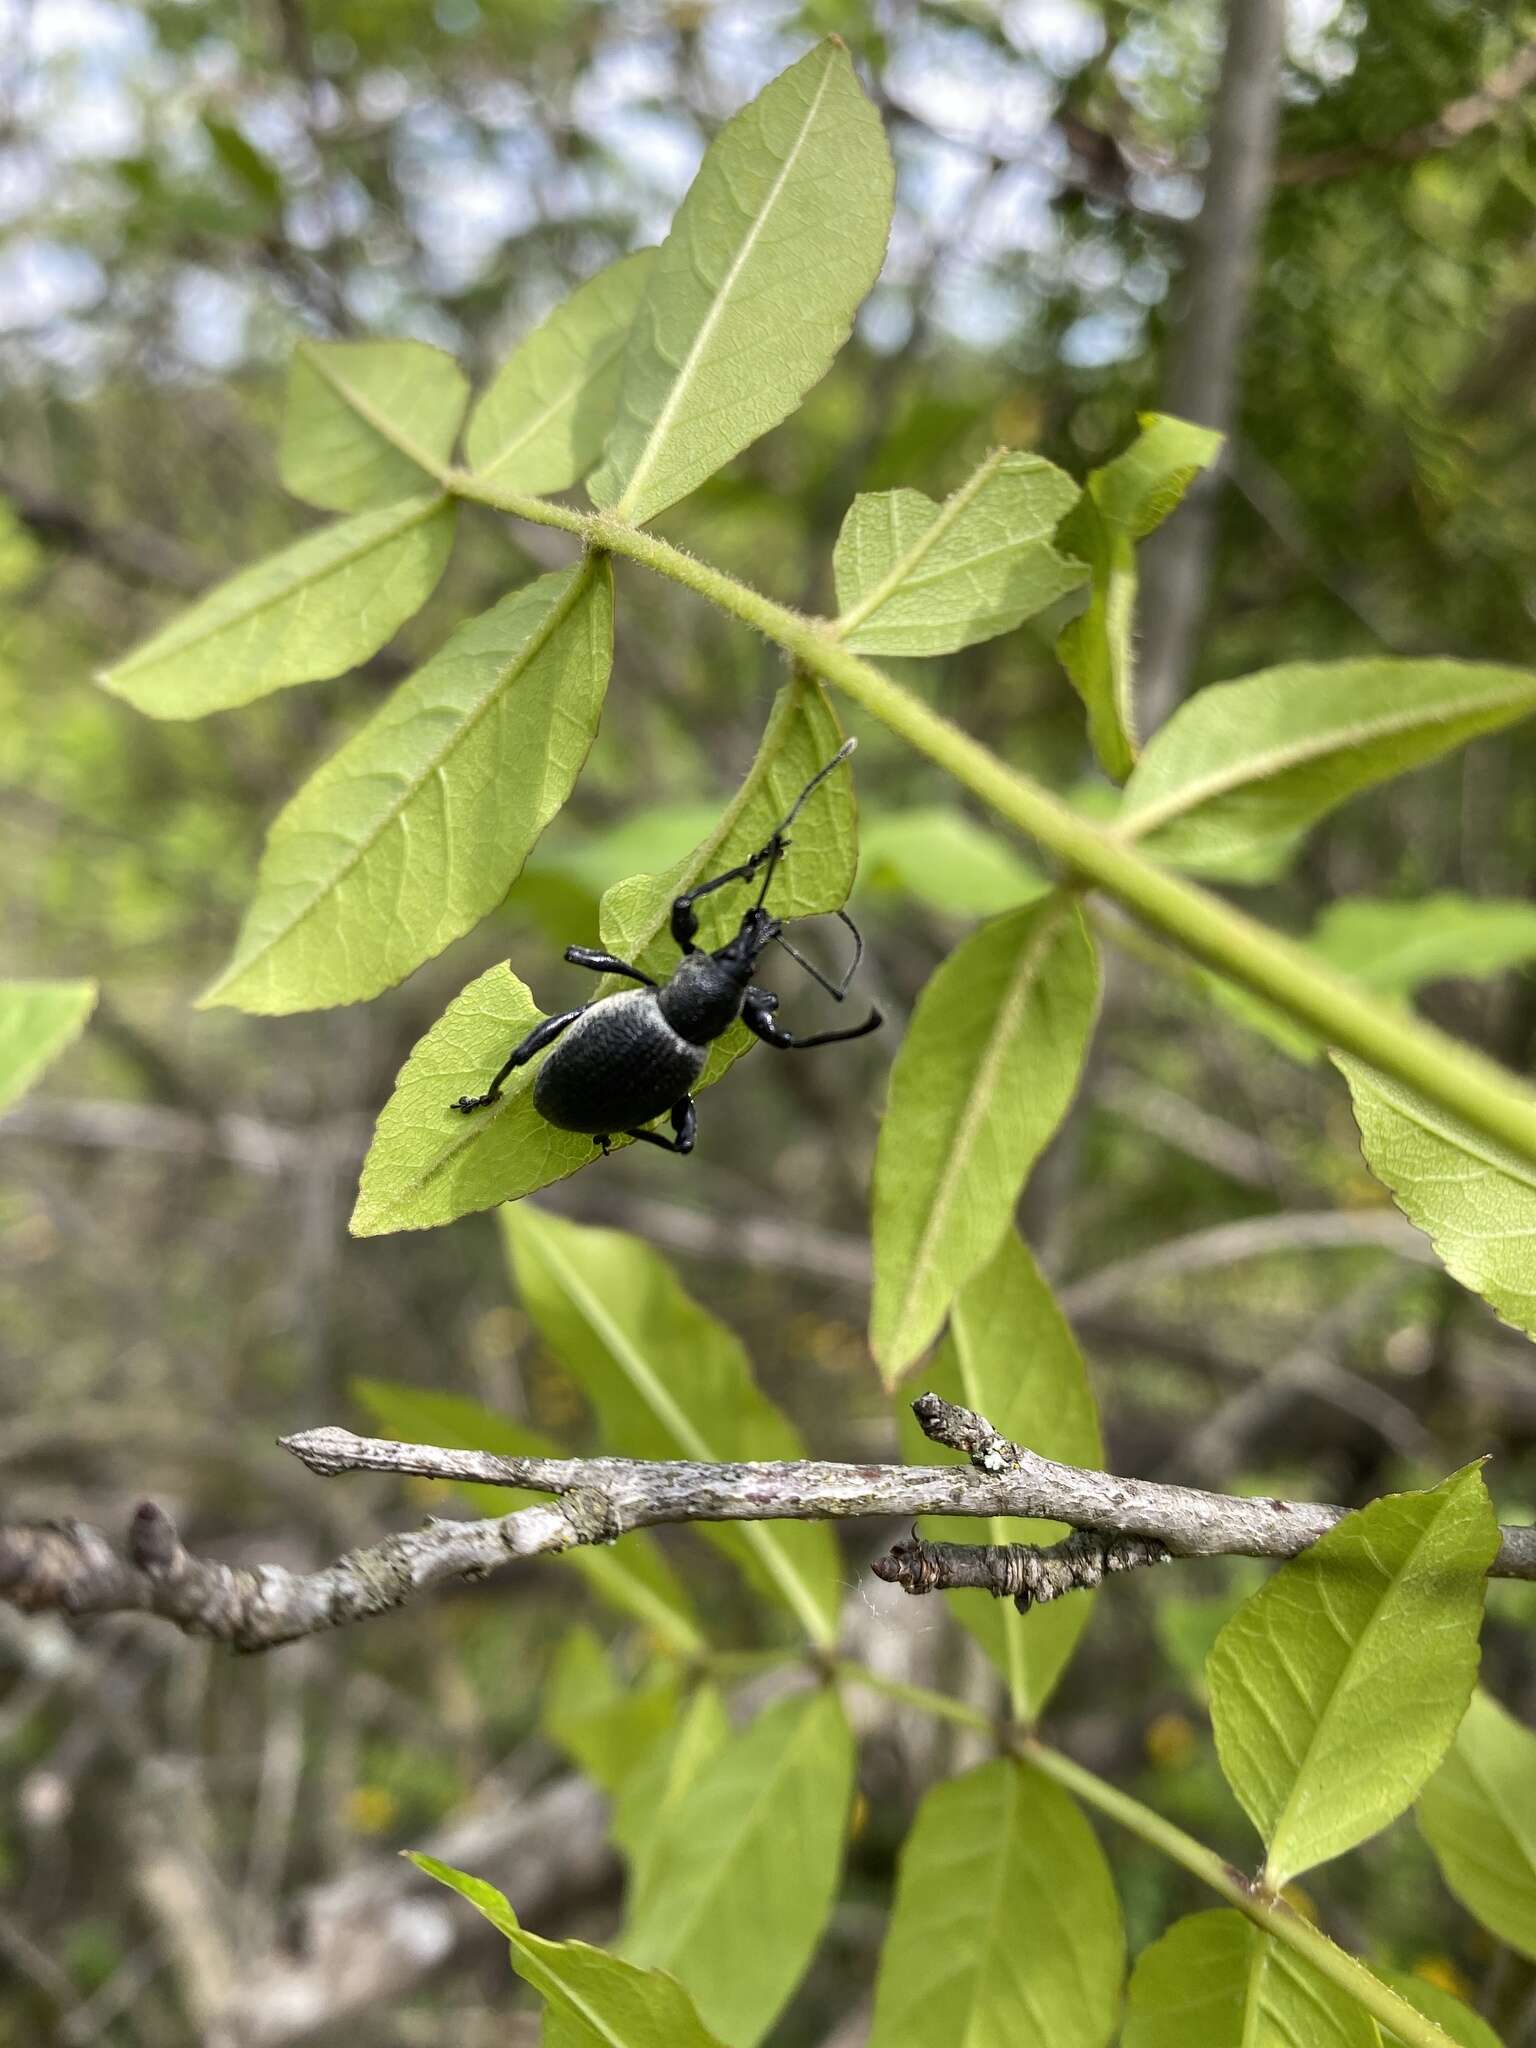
[612,48,838,522]
[473,324,632,483]
[107,494,446,677]
[532,1226,833,1644]
[833,450,1008,637]
[1121,681,1534,842]
[890,897,1070,1349]
[210,564,594,996]
[301,342,457,482]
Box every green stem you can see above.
[1018,1736,1455,2048]
[450,471,1536,1171]
[834,1658,998,1734]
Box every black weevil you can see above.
[450,740,882,1156]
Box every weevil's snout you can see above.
[715,906,781,978]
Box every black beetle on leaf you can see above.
[451,740,882,1156]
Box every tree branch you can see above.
[1276,40,1536,188]
[5,1398,1530,1651]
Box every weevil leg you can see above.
[742,988,882,1052]
[772,909,865,1001]
[670,838,785,953]
[450,1005,587,1113]
[622,1095,697,1156]
[563,947,657,987]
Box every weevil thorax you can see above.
[658,907,780,1044]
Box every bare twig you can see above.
[6,1398,1531,1654]
[873,1528,1173,1609]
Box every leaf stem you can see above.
[1017,1736,1457,2048]
[448,472,1536,1172]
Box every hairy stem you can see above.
[449,471,1536,1171]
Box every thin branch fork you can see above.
[3,1398,1533,1651]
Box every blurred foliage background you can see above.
[5,0,1536,2041]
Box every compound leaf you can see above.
[621,1689,854,2048]
[0,979,97,1114]
[1418,1689,1536,1962]
[503,1206,841,1645]
[466,249,656,495]
[1120,661,1536,872]
[280,340,468,512]
[203,561,612,1013]
[349,1378,702,1654]
[866,1759,1122,2048]
[1207,1465,1498,1888]
[831,449,1083,656]
[589,40,892,525]
[1056,413,1222,781]
[1122,1910,1378,2048]
[1338,1057,1536,1339]
[901,1233,1102,1716]
[99,494,455,719]
[871,891,1099,1383]
[857,806,1045,917]
[413,1856,728,2048]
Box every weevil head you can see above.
[658,907,781,1044]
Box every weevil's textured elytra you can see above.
[451,740,882,1158]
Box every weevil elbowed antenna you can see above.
[448,736,883,1161]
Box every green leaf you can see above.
[1377,1971,1505,2048]
[98,495,455,719]
[349,1378,703,1653]
[412,1856,728,2048]
[1056,413,1222,781]
[589,40,892,525]
[1338,1057,1536,1339]
[202,562,613,1013]
[0,980,97,1114]
[612,1684,730,1893]
[621,1689,854,2048]
[466,249,656,495]
[856,806,1046,917]
[1120,661,1536,873]
[280,340,469,512]
[1312,896,1536,997]
[202,116,282,208]
[870,891,1100,1383]
[1122,1909,1378,2048]
[542,1629,680,1795]
[503,1206,842,1645]
[900,1233,1102,1716]
[349,675,854,1235]
[1207,1465,1498,1888]
[866,1758,1123,2048]
[830,449,1084,656]
[1417,1689,1536,1962]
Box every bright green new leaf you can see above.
[504,1206,841,1645]
[280,340,468,511]
[1377,1971,1505,2048]
[589,40,892,525]
[622,1689,854,2048]
[202,562,613,1013]
[350,675,854,1235]
[1056,413,1222,781]
[466,249,656,494]
[900,1233,1102,1715]
[542,1629,680,1794]
[856,806,1045,916]
[412,1855,728,2048]
[349,1378,703,1653]
[866,1759,1123,2048]
[870,891,1100,1382]
[1338,1057,1536,1339]
[1207,1465,1498,1888]
[1120,661,1536,872]
[0,979,97,1114]
[830,449,1084,655]
[1313,895,1536,997]
[1418,1689,1536,1962]
[99,494,455,719]
[1121,1910,1378,2048]
[613,1684,730,1895]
